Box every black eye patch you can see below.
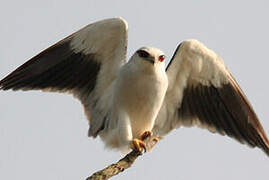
[136,50,150,58]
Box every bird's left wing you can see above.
[153,40,269,156]
[0,18,128,137]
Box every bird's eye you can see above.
[137,50,150,58]
[159,55,165,62]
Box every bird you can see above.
[0,17,269,155]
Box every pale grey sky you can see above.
[0,1,269,180]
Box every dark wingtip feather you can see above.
[0,38,101,95]
[179,81,269,157]
[218,82,269,157]
[0,75,13,90]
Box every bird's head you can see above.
[130,47,166,70]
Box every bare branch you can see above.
[86,136,158,180]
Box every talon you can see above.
[153,137,159,143]
[131,138,146,152]
[140,131,153,141]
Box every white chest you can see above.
[114,64,168,137]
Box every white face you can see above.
[134,47,166,67]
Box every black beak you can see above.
[145,58,155,64]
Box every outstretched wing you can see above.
[0,18,128,137]
[153,40,269,156]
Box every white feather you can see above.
[154,40,233,137]
[100,47,168,151]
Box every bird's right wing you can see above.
[0,18,128,137]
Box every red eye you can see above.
[159,55,165,62]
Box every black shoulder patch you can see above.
[166,43,182,71]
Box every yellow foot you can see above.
[140,131,153,141]
[153,137,159,143]
[131,138,146,152]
